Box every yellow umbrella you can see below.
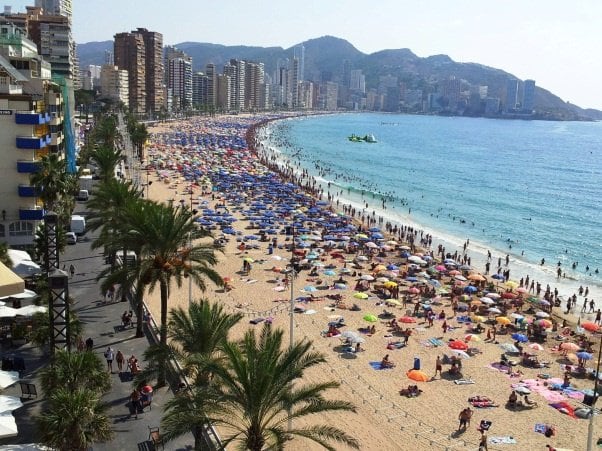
[243,257,254,263]
[353,292,369,299]
[374,264,387,272]
[384,281,398,288]
[496,316,511,325]
[467,273,486,281]
[385,299,401,306]
[505,281,519,289]
[471,314,485,323]
[355,233,368,239]
[465,334,481,342]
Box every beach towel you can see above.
[420,340,433,348]
[549,401,577,418]
[488,436,517,444]
[369,361,393,370]
[429,337,444,347]
[454,379,475,385]
[534,423,547,434]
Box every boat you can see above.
[347,134,377,143]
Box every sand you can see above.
[139,116,598,451]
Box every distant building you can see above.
[522,79,536,113]
[324,81,338,110]
[81,64,100,90]
[349,69,365,93]
[99,65,128,107]
[191,71,207,107]
[113,28,163,116]
[34,0,72,22]
[168,56,192,110]
[205,63,217,108]
[505,78,519,112]
[245,62,264,110]
[216,74,231,111]
[293,44,305,82]
[227,59,245,111]
[485,97,501,115]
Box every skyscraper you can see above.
[505,78,519,112]
[205,63,217,108]
[522,79,536,113]
[35,0,72,22]
[114,28,164,116]
[228,59,246,112]
[168,56,192,110]
[293,44,305,82]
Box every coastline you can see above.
[142,113,600,451]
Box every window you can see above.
[9,221,34,237]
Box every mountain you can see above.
[76,36,601,120]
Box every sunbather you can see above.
[381,354,395,368]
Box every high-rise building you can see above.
[205,63,217,108]
[114,31,146,114]
[290,58,300,108]
[522,79,536,113]
[505,78,519,112]
[34,0,72,22]
[245,62,264,110]
[99,65,129,107]
[293,44,304,82]
[349,69,365,93]
[168,57,192,110]
[216,74,231,111]
[0,22,66,247]
[114,28,163,116]
[324,81,338,110]
[227,59,245,112]
[192,71,207,107]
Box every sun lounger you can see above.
[454,378,475,385]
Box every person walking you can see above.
[116,350,125,373]
[434,355,442,378]
[129,388,141,419]
[458,407,473,431]
[69,264,75,278]
[104,346,114,373]
[85,336,93,351]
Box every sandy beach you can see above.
[140,114,600,451]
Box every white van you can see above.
[70,215,86,235]
[66,232,77,244]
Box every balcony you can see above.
[46,92,62,106]
[50,132,63,146]
[48,112,63,126]
[18,185,39,197]
[0,84,22,95]
[15,111,48,125]
[17,160,42,173]
[16,136,48,149]
[19,206,45,221]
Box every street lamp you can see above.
[285,221,298,432]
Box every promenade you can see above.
[0,199,193,450]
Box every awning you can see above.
[0,263,25,298]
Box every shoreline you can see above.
[142,114,600,451]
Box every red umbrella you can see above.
[501,292,517,299]
[408,287,420,294]
[400,316,416,323]
[582,322,599,333]
[560,342,580,352]
[449,340,468,350]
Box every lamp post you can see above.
[586,336,602,451]
[286,221,297,432]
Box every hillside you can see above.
[76,36,601,119]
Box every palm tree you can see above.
[40,350,111,396]
[30,153,68,211]
[93,114,121,149]
[137,300,242,387]
[38,387,113,450]
[115,201,223,385]
[29,311,83,353]
[130,122,149,159]
[162,325,359,451]
[90,144,123,184]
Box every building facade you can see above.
[0,23,65,247]
[168,56,192,111]
[522,79,536,113]
[99,65,128,106]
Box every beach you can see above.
[141,114,600,451]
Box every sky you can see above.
[7,0,602,110]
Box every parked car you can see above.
[66,232,77,244]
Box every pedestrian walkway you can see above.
[0,222,193,449]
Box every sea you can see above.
[259,113,602,316]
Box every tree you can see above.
[0,242,12,267]
[29,311,83,353]
[116,201,223,385]
[40,350,111,395]
[162,325,359,451]
[92,114,121,150]
[30,153,69,211]
[130,122,149,159]
[38,387,113,450]
[89,144,123,184]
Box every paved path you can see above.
[0,201,193,450]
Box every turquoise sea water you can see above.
[261,113,602,303]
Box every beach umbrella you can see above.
[360,274,374,281]
[535,311,550,318]
[242,257,254,263]
[452,350,471,359]
[470,314,485,323]
[514,386,531,395]
[363,314,378,323]
[0,372,19,389]
[465,334,481,342]
[449,340,469,350]
[0,306,18,318]
[385,299,401,306]
[467,273,486,282]
[535,319,552,328]
[491,274,505,280]
[0,412,18,438]
[384,281,398,288]
[464,286,478,293]
[333,283,347,290]
[511,333,528,343]
[356,256,369,262]
[353,292,369,300]
[323,270,336,276]
[399,316,416,323]
[435,265,447,272]
[487,307,502,314]
[303,286,317,292]
[581,322,599,333]
[376,277,390,283]
[560,342,580,352]
[539,299,551,306]
[407,369,430,382]
[455,275,468,281]
[348,336,366,344]
[329,314,344,320]
[341,331,360,339]
[516,287,528,293]
[510,312,524,320]
[496,316,511,325]
[0,289,37,301]
[480,297,495,305]
[486,292,501,299]
[577,352,593,361]
[499,343,520,353]
[408,287,420,294]
[502,292,517,299]
[448,269,460,276]
[528,343,545,352]
[15,305,47,316]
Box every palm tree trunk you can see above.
[134,283,144,338]
[121,247,128,302]
[158,278,169,386]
